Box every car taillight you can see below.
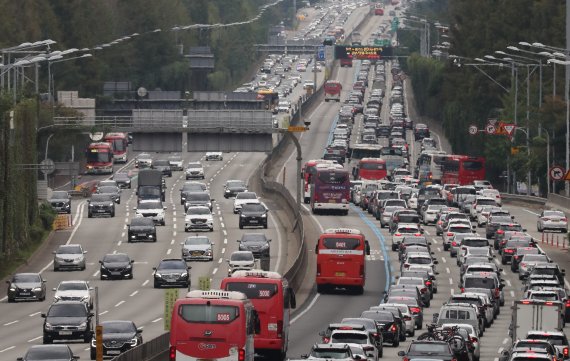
[420,288,427,294]
[470,336,478,344]
[564,347,569,357]
[404,264,410,268]
[403,357,410,361]
[451,241,457,246]
[437,221,442,225]
[169,346,176,361]
[238,348,245,361]
[520,263,526,268]
[414,233,421,236]
[505,249,514,253]
[410,307,420,314]
[460,288,465,293]
[563,217,568,222]
[425,280,432,286]
[494,288,500,298]
[323,337,330,343]
[390,324,397,332]
[360,265,365,277]
[404,316,412,321]
[277,320,283,338]
[395,233,402,236]
[497,230,504,234]
[447,232,454,236]
[566,299,570,307]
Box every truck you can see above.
[509,299,564,342]
[137,169,165,202]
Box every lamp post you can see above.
[47,53,92,103]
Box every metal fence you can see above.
[111,332,170,361]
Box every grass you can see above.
[0,229,51,280]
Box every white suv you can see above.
[184,206,214,232]
[134,200,166,226]
[185,162,205,180]
[53,280,94,309]
[233,192,260,214]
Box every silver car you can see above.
[53,244,87,271]
[181,236,214,261]
[537,210,568,233]
[518,254,550,280]
[53,280,94,309]
[226,251,256,276]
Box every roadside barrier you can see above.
[541,232,568,249]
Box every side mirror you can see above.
[83,251,87,254]
[41,313,47,318]
[511,215,515,219]
[432,313,439,323]
[131,260,135,263]
[133,207,137,210]
[163,206,167,210]
[137,328,143,333]
[522,228,527,232]
[433,260,439,264]
[52,288,57,291]
[89,313,95,318]
[562,269,566,274]
[152,267,157,271]
[98,260,103,264]
[301,355,309,359]
[52,251,56,254]
[397,351,406,357]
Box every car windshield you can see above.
[310,350,351,359]
[231,252,254,261]
[450,226,472,233]
[185,237,210,245]
[51,191,68,199]
[188,193,210,201]
[102,321,136,334]
[13,274,40,283]
[188,163,202,168]
[103,254,129,263]
[242,204,266,212]
[464,277,495,289]
[91,194,111,202]
[58,282,88,291]
[130,218,153,226]
[158,260,186,269]
[408,257,431,264]
[187,207,210,215]
[138,201,162,209]
[467,248,489,256]
[48,304,86,317]
[463,239,488,247]
[331,333,367,344]
[26,347,71,360]
[237,192,257,200]
[544,211,564,217]
[56,245,82,254]
[523,255,549,262]
[362,311,394,322]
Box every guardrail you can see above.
[500,193,547,206]
[111,332,170,361]
[548,193,570,211]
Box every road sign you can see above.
[468,125,478,135]
[317,45,325,61]
[487,118,497,126]
[288,126,307,132]
[565,170,570,181]
[40,158,56,175]
[503,124,516,136]
[549,165,566,181]
[485,124,496,134]
[510,146,520,155]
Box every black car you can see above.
[87,194,115,218]
[486,215,514,238]
[42,301,93,344]
[97,186,121,204]
[153,259,191,288]
[238,233,271,258]
[19,344,78,361]
[113,172,132,189]
[414,124,430,141]
[224,180,247,198]
[6,272,47,302]
[127,217,157,242]
[183,191,213,212]
[153,159,172,177]
[398,340,456,361]
[99,253,134,280]
[89,320,142,360]
[239,203,269,229]
[361,310,400,347]
[49,191,71,214]
[529,264,566,285]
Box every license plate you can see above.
[111,272,121,276]
[59,331,72,335]
[335,272,345,277]
[250,220,258,223]
[20,292,30,296]
[137,234,146,237]
[107,350,121,355]
[96,209,106,213]
[329,199,337,203]
[192,252,200,256]
[167,279,177,282]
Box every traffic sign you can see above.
[468,125,478,135]
[503,124,516,136]
[487,118,497,126]
[510,146,520,155]
[40,158,55,175]
[549,166,566,181]
[485,124,496,134]
[565,170,570,181]
[288,126,307,132]
[317,45,325,61]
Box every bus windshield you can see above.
[317,171,348,184]
[179,304,239,323]
[351,147,382,159]
[110,139,126,152]
[86,149,112,163]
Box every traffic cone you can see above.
[542,232,545,243]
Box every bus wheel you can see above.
[354,286,364,295]
[317,284,326,294]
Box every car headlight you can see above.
[261,214,267,218]
[108,203,114,207]
[45,323,54,330]
[91,339,96,347]
[33,287,42,291]
[240,214,246,218]
[9,287,16,292]
[180,272,188,278]
[206,249,212,256]
[154,273,162,278]
[54,295,61,301]
[126,264,132,269]
[130,337,139,347]
[225,189,230,193]
[100,265,107,270]
[79,322,87,329]
[82,296,89,301]
[89,204,94,207]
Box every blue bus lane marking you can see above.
[351,205,393,300]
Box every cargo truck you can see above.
[137,169,165,202]
[509,299,563,342]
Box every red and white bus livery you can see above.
[353,158,387,180]
[85,142,114,174]
[169,290,259,361]
[221,270,296,360]
[302,159,336,203]
[324,80,342,102]
[103,132,128,163]
[441,155,486,186]
[316,228,370,294]
[310,164,350,215]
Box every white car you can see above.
[391,223,423,251]
[303,80,315,89]
[477,188,502,206]
[442,222,474,249]
[469,197,498,220]
[401,252,438,273]
[134,200,166,226]
[135,153,153,168]
[329,330,379,361]
[277,101,291,113]
[205,152,223,161]
[422,204,446,225]
[473,180,493,190]
[537,210,568,233]
[475,205,496,227]
[184,206,214,232]
[168,155,184,171]
[185,162,205,180]
[53,280,94,309]
[233,191,260,214]
[226,251,256,276]
[439,323,480,361]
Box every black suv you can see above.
[414,124,430,141]
[42,301,93,344]
[97,186,121,204]
[153,259,191,288]
[49,191,71,214]
[112,172,132,189]
[238,233,271,258]
[152,159,172,177]
[223,180,247,198]
[99,253,134,280]
[127,217,157,242]
[87,194,115,218]
[89,320,142,360]
[239,203,268,229]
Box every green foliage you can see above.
[39,202,57,230]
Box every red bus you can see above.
[340,58,353,67]
[85,142,114,174]
[302,159,336,203]
[103,132,128,163]
[353,158,387,180]
[324,80,342,102]
[374,4,384,15]
[315,228,370,294]
[221,270,296,360]
[169,290,259,361]
[310,165,350,215]
[440,155,486,186]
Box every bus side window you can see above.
[365,240,371,255]
[289,287,297,309]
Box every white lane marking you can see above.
[524,209,540,216]
[99,311,108,316]
[510,291,515,297]
[130,291,138,297]
[29,312,40,317]
[446,267,450,274]
[221,222,225,228]
[3,320,18,326]
[494,259,501,266]
[221,247,226,254]
[93,270,100,277]
[212,268,218,275]
[431,238,438,244]
[173,211,177,217]
[291,293,321,324]
[173,231,177,237]
[503,338,509,345]
[449,278,453,285]
[118,241,122,246]
[450,288,455,295]
[0,346,15,353]
[224,238,228,244]
[437,247,441,252]
[152,318,162,323]
[170,239,175,245]
[167,248,172,255]
[115,300,125,307]
[173,223,177,229]
[424,230,431,236]
[28,336,42,342]
[142,280,149,287]
[506,280,512,287]
[498,348,504,354]
[223,230,227,236]
[441,257,447,263]
[121,232,125,238]
[218,258,223,264]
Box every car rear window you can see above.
[464,277,496,289]
[409,343,450,353]
[463,239,489,247]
